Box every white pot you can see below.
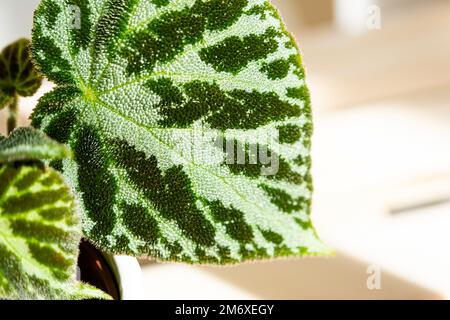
[103,255,144,300]
[77,240,144,300]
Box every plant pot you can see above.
[77,240,143,300]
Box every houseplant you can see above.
[0,39,141,299]
[0,0,330,299]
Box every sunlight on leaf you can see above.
[31,0,330,263]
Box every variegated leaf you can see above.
[31,0,330,263]
[0,131,109,300]
[0,127,72,163]
[0,39,43,109]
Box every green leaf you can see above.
[0,38,43,108]
[0,163,109,299]
[0,130,109,299]
[0,90,13,110]
[0,127,72,163]
[31,0,330,263]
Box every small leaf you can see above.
[0,38,43,105]
[0,130,109,299]
[0,163,110,300]
[0,127,72,163]
[32,0,330,263]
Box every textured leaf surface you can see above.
[0,127,72,163]
[0,38,43,109]
[31,0,329,263]
[0,164,110,299]
[0,130,109,299]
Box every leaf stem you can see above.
[7,92,19,135]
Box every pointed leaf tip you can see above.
[31,0,329,263]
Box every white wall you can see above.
[0,0,41,48]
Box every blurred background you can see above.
[1,0,449,299]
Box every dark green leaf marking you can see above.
[2,188,68,215]
[261,58,291,80]
[67,0,92,52]
[31,86,81,128]
[92,0,140,60]
[27,242,72,278]
[39,0,62,28]
[121,0,248,75]
[110,139,216,247]
[261,184,304,214]
[260,229,283,245]
[120,202,160,246]
[31,26,75,84]
[277,124,302,145]
[73,126,117,241]
[152,80,301,130]
[151,0,169,7]
[0,163,109,299]
[221,138,303,184]
[32,0,330,262]
[199,27,279,74]
[208,201,253,242]
[0,39,43,101]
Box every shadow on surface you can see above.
[140,251,440,300]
